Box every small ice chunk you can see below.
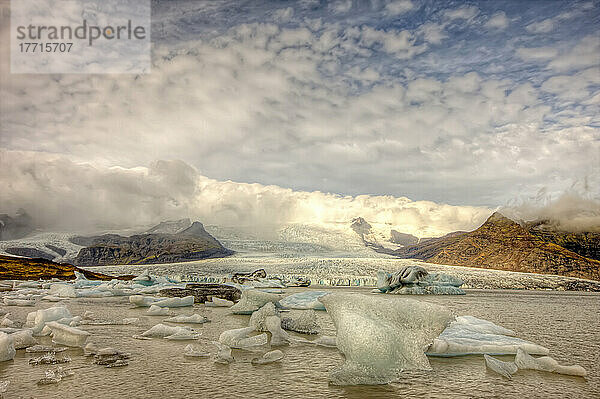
[3,297,36,306]
[249,302,279,332]
[10,329,37,349]
[0,332,16,362]
[230,290,280,315]
[132,335,152,340]
[251,349,284,365]
[212,341,234,364]
[29,353,71,365]
[281,310,320,334]
[49,284,77,298]
[45,322,90,347]
[152,296,194,308]
[28,306,72,335]
[141,323,195,338]
[129,295,160,307]
[147,305,170,316]
[515,348,587,377]
[484,354,518,379]
[183,344,210,358]
[279,291,328,310]
[219,327,267,349]
[165,330,201,340]
[37,367,74,385]
[265,316,290,346]
[164,314,209,324]
[26,345,67,353]
[205,297,234,307]
[313,335,337,348]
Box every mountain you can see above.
[0,209,34,240]
[145,218,191,234]
[390,230,419,246]
[381,212,600,281]
[74,221,233,266]
[0,255,133,280]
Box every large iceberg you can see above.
[377,267,465,295]
[320,293,453,385]
[230,289,281,315]
[427,316,548,356]
[45,322,90,347]
[0,332,16,362]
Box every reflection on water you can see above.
[0,288,598,398]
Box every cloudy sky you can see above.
[1,0,599,233]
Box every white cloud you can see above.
[443,5,479,21]
[273,7,294,23]
[516,46,559,61]
[541,67,600,101]
[384,0,414,16]
[548,35,600,72]
[485,11,509,30]
[526,18,555,33]
[417,22,447,45]
[330,0,353,14]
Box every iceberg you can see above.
[249,302,279,332]
[230,289,281,315]
[514,348,587,377]
[251,349,284,365]
[165,330,201,340]
[313,335,337,348]
[484,354,517,379]
[164,314,210,324]
[48,284,77,298]
[141,323,195,338]
[219,327,268,349]
[152,296,194,308]
[279,291,328,311]
[0,332,16,362]
[129,295,161,307]
[377,268,465,295]
[212,341,234,364]
[265,316,291,346]
[26,345,67,353]
[147,305,170,316]
[3,297,36,306]
[427,316,548,356]
[205,297,234,307]
[319,293,453,385]
[27,306,72,335]
[10,329,37,349]
[183,344,210,358]
[281,310,320,334]
[45,322,90,347]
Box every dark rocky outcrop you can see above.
[45,245,67,257]
[526,223,600,261]
[0,210,34,240]
[382,212,600,281]
[0,255,133,281]
[231,269,267,284]
[389,230,419,246]
[74,221,233,266]
[159,283,241,303]
[5,247,55,261]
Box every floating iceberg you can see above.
[3,297,36,306]
[249,302,279,332]
[251,349,284,365]
[164,314,209,324]
[377,268,465,295]
[45,322,90,347]
[279,291,328,310]
[514,348,587,377]
[152,296,194,308]
[219,327,267,349]
[484,354,517,379]
[183,344,210,358]
[141,323,196,338]
[320,293,453,385]
[147,305,170,316]
[230,290,281,315]
[281,310,320,334]
[129,295,161,307]
[205,297,234,307]
[0,332,15,362]
[265,316,291,346]
[26,345,67,353]
[27,306,72,335]
[212,341,234,364]
[10,329,37,349]
[427,316,548,356]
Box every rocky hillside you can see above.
[74,221,233,266]
[0,255,132,280]
[381,212,600,281]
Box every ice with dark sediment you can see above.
[427,316,548,356]
[514,348,587,377]
[26,345,67,353]
[29,353,71,365]
[320,293,454,385]
[36,367,74,385]
[484,354,518,379]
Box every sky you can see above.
[0,0,599,233]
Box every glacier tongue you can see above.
[319,293,453,385]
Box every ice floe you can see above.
[484,354,518,379]
[45,322,90,347]
[251,349,284,365]
[514,348,587,377]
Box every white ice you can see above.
[3,297,36,306]
[279,291,328,311]
[0,332,15,362]
[45,322,90,347]
[129,295,160,307]
[320,293,454,385]
[48,284,77,298]
[484,354,518,379]
[183,344,210,357]
[204,297,234,307]
[141,323,196,339]
[165,329,201,340]
[312,335,337,348]
[251,349,284,365]
[164,314,209,324]
[146,305,170,316]
[212,341,234,364]
[152,296,194,308]
[249,302,279,332]
[427,316,548,357]
[219,327,268,349]
[265,316,291,346]
[230,289,281,315]
[27,306,72,335]
[281,310,320,334]
[10,329,37,349]
[514,348,587,377]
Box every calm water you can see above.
[1,288,598,398]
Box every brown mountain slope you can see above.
[385,212,600,281]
